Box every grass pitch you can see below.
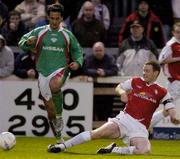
[0,137,180,159]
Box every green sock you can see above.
[52,91,64,141]
[52,91,63,116]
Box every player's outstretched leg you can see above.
[97,143,117,154]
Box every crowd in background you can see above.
[0,0,179,77]
[0,0,180,121]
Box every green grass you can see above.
[0,137,180,159]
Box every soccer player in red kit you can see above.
[150,22,180,127]
[48,61,180,155]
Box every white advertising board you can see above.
[0,80,93,138]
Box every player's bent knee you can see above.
[91,130,104,139]
[91,122,119,139]
[49,81,59,92]
[49,78,63,92]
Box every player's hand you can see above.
[170,117,180,125]
[69,62,80,70]
[26,36,37,45]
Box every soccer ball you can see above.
[0,132,16,150]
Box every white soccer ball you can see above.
[0,132,16,150]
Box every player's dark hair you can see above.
[47,3,64,16]
[145,61,161,75]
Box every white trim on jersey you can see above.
[159,37,180,78]
[159,45,172,63]
[61,30,70,53]
[35,26,49,48]
[120,78,133,91]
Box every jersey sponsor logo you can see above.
[51,37,58,43]
[154,89,158,95]
[136,85,142,89]
[134,92,157,103]
[42,46,64,52]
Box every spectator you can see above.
[0,34,14,78]
[77,0,110,30]
[14,51,38,79]
[72,1,106,47]
[83,41,118,120]
[148,0,173,41]
[83,41,118,77]
[172,0,180,23]
[116,20,158,76]
[0,0,22,11]
[15,0,46,31]
[0,0,8,30]
[1,10,28,46]
[118,0,165,49]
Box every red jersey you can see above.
[122,77,168,128]
[159,37,180,81]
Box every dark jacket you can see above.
[1,21,27,46]
[118,10,165,48]
[14,52,38,78]
[83,53,118,77]
[72,17,106,47]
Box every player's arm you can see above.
[115,84,126,95]
[115,84,128,103]
[162,94,180,125]
[161,55,180,64]
[18,30,37,51]
[159,45,180,64]
[115,79,132,103]
[68,30,83,68]
[167,108,180,125]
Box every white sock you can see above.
[57,131,91,150]
[150,110,165,128]
[112,146,135,155]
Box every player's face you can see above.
[172,26,180,41]
[143,64,158,83]
[48,12,63,30]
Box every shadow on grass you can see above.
[64,151,113,156]
[64,151,180,158]
[151,154,180,158]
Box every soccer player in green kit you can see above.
[18,3,83,143]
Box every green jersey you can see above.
[19,25,83,76]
